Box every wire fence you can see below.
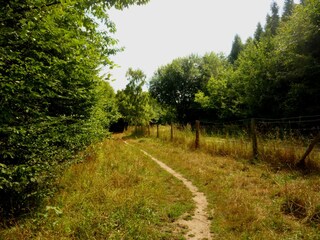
[146,115,320,168]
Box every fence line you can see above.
[151,117,320,165]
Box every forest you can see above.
[149,0,320,123]
[1,0,319,222]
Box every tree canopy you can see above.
[150,0,320,123]
[117,68,156,126]
[149,53,229,123]
[0,0,148,218]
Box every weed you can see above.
[0,139,193,239]
[131,137,320,239]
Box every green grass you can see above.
[0,138,193,240]
[2,127,320,239]
[130,136,320,239]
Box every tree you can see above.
[273,0,320,116]
[219,0,320,118]
[90,81,120,134]
[150,53,232,123]
[265,2,280,36]
[200,52,229,88]
[232,38,281,118]
[0,0,148,218]
[282,0,295,21]
[150,54,220,123]
[117,68,154,126]
[195,67,244,119]
[254,22,264,42]
[228,34,244,64]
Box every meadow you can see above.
[132,125,320,239]
[1,126,320,239]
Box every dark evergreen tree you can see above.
[282,0,295,21]
[265,2,280,36]
[254,22,264,42]
[274,0,320,116]
[228,34,244,64]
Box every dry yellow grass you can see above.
[131,137,320,239]
[2,128,320,239]
[0,138,193,240]
[146,124,320,169]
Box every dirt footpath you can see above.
[125,141,212,240]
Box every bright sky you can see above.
[103,0,295,91]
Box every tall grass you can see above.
[131,137,320,239]
[146,124,320,170]
[0,139,193,239]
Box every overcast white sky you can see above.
[102,0,296,91]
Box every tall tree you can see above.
[232,38,280,118]
[0,0,148,218]
[149,55,204,123]
[117,68,154,126]
[254,22,264,42]
[195,63,242,119]
[282,0,295,21]
[150,53,230,123]
[273,0,320,115]
[265,2,280,36]
[228,34,244,64]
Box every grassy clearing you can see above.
[130,136,320,239]
[0,138,193,239]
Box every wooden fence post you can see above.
[147,124,150,136]
[251,118,258,159]
[195,120,200,149]
[157,124,159,138]
[296,133,320,168]
[171,123,174,141]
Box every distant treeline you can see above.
[149,0,320,124]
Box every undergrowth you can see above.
[0,138,193,239]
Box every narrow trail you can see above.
[124,141,212,240]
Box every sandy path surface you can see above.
[124,141,212,240]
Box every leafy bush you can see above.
[0,0,123,219]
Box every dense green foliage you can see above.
[116,68,156,126]
[149,55,203,123]
[150,0,320,123]
[0,0,148,218]
[230,0,320,118]
[228,34,244,64]
[282,0,295,21]
[149,53,229,123]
